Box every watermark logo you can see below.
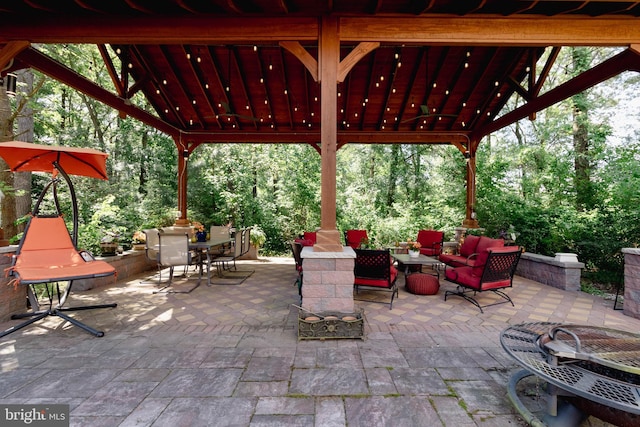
[1,405,69,426]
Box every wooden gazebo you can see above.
[2,1,640,254]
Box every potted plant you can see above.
[242,225,266,260]
[192,221,207,242]
[100,230,121,256]
[407,240,422,257]
[131,231,146,250]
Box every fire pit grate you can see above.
[501,322,640,415]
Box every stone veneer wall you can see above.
[0,247,156,320]
[300,246,356,314]
[622,248,640,320]
[516,252,584,291]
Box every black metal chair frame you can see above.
[444,248,521,313]
[353,248,398,309]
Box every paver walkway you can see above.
[0,256,635,426]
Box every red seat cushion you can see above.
[303,231,317,244]
[459,235,480,257]
[416,230,443,256]
[476,236,504,254]
[346,229,368,249]
[354,266,397,288]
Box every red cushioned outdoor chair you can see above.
[353,248,399,309]
[345,229,369,249]
[444,246,521,313]
[416,229,445,257]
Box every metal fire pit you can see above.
[500,322,640,425]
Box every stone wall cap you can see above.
[301,246,356,259]
[622,248,640,255]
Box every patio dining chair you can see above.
[155,233,202,293]
[210,228,254,285]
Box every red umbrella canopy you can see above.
[0,141,109,180]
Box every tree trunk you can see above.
[14,70,34,232]
[571,47,594,211]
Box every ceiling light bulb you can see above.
[176,106,180,111]
[163,79,167,85]
[260,78,264,84]
[375,82,379,87]
[156,89,160,94]
[445,90,449,95]
[462,121,466,127]
[264,99,268,104]
[189,119,193,125]
[186,53,191,59]
[354,112,358,117]
[380,76,384,81]
[284,89,288,95]
[253,45,257,51]
[310,112,314,116]
[395,53,399,59]
[192,100,196,104]
[205,83,209,89]
[495,81,499,86]
[128,63,133,69]
[464,62,469,68]
[411,102,415,108]
[462,102,466,107]
[392,88,396,93]
[246,105,249,110]
[269,64,273,70]
[433,82,437,88]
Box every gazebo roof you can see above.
[2,1,640,151]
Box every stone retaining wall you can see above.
[622,248,640,320]
[0,247,156,320]
[516,252,584,292]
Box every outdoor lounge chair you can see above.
[1,215,117,338]
[345,229,369,249]
[444,246,521,313]
[353,248,399,309]
[416,229,444,257]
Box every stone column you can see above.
[622,248,640,319]
[301,246,355,313]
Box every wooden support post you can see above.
[175,137,189,226]
[315,16,343,252]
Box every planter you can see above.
[100,242,118,256]
[298,310,365,340]
[408,250,420,258]
[196,231,207,242]
[132,243,146,251]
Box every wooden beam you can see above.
[0,17,319,44]
[0,41,30,71]
[339,16,640,46]
[16,47,178,137]
[279,41,318,82]
[337,42,380,83]
[178,130,470,144]
[3,16,640,46]
[475,48,640,139]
